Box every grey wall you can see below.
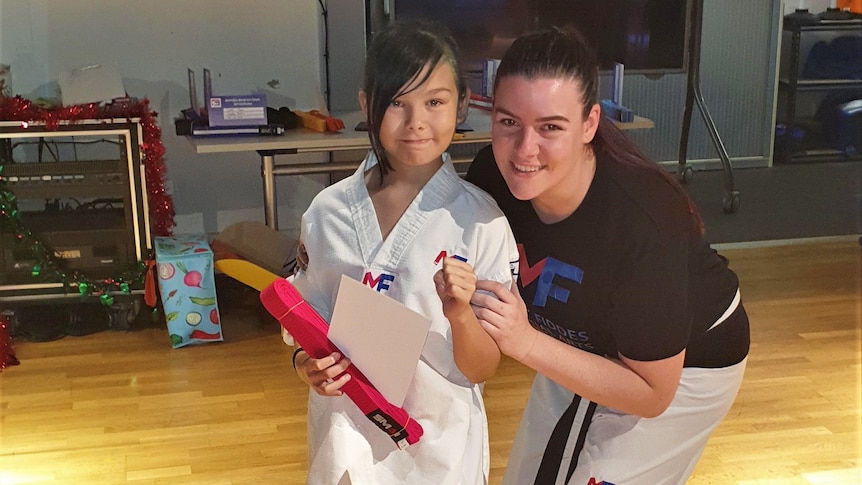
[350,0,781,168]
[0,0,329,239]
[622,0,781,168]
[0,0,782,238]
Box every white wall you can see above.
[0,0,331,239]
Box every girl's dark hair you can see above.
[363,20,467,176]
[495,26,704,234]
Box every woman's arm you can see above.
[435,258,501,383]
[473,279,684,418]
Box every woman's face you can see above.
[491,75,600,219]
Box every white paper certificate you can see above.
[328,275,431,407]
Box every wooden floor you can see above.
[1,239,859,484]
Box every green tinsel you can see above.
[0,165,149,304]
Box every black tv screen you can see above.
[389,0,690,75]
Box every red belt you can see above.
[260,278,423,449]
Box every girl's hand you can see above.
[295,351,352,397]
[294,240,308,274]
[434,258,501,383]
[472,279,539,362]
[433,257,478,323]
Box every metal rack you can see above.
[776,16,862,163]
[0,119,152,305]
[677,0,740,213]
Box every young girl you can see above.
[467,27,750,484]
[288,21,518,484]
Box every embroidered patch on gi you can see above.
[587,478,616,485]
[362,270,395,293]
[433,250,468,265]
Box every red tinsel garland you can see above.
[0,313,19,371]
[0,95,175,236]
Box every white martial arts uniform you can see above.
[503,359,747,485]
[291,152,518,485]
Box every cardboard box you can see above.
[58,64,126,106]
[154,235,223,348]
[212,221,297,276]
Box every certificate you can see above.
[328,275,431,407]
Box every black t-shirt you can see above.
[467,146,749,368]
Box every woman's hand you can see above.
[294,350,352,397]
[433,257,478,323]
[472,279,539,362]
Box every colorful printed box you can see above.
[154,235,223,348]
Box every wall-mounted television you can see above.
[380,0,692,76]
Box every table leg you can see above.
[261,153,278,229]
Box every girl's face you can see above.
[370,62,460,170]
[491,75,600,220]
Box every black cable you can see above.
[318,0,331,112]
[318,0,335,175]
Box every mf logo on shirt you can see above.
[434,250,468,264]
[518,244,583,308]
[587,479,616,485]
[362,271,394,292]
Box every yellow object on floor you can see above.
[214,255,295,346]
[214,258,280,292]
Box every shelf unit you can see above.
[776,16,862,163]
[0,119,152,305]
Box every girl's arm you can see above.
[472,279,684,418]
[297,243,502,383]
[434,258,502,383]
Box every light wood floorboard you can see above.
[1,240,859,484]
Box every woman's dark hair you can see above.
[363,20,467,176]
[494,26,704,234]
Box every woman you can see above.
[466,27,750,485]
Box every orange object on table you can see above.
[294,110,345,132]
[294,110,327,132]
[838,0,861,13]
[310,110,345,132]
